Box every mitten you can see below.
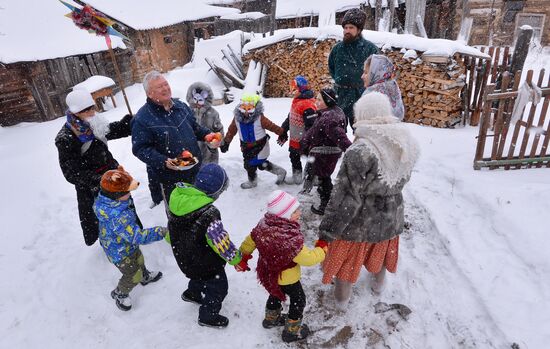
[220,141,229,153]
[315,239,329,252]
[235,254,252,272]
[277,133,288,146]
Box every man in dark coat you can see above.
[329,8,379,129]
[55,89,133,246]
[131,71,220,203]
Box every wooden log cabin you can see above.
[0,0,239,126]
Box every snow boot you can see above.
[262,307,287,329]
[111,288,132,311]
[240,177,258,189]
[311,200,328,215]
[198,314,229,329]
[268,163,287,185]
[285,169,303,185]
[181,289,203,305]
[300,177,314,194]
[140,270,162,286]
[281,318,310,343]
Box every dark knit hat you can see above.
[194,163,229,198]
[341,8,367,30]
[321,88,338,108]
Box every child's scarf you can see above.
[65,112,94,143]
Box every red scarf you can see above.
[251,213,304,301]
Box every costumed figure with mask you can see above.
[55,89,134,246]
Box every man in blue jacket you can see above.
[132,71,220,203]
[329,8,379,129]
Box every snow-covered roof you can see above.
[276,0,406,19]
[83,0,240,30]
[243,26,491,59]
[0,0,125,64]
[72,75,115,93]
[219,12,267,21]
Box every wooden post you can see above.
[509,26,533,75]
[269,0,277,35]
[375,0,383,31]
[389,0,396,32]
[107,45,132,116]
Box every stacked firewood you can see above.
[386,50,465,127]
[244,39,336,97]
[244,39,465,128]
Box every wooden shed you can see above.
[455,0,550,46]
[0,0,132,126]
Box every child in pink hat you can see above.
[235,190,327,343]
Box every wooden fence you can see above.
[463,46,512,126]
[473,69,550,170]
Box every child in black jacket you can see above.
[167,163,241,328]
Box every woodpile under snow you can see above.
[244,38,466,128]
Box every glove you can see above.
[220,141,229,153]
[277,133,288,146]
[315,240,329,253]
[235,254,252,272]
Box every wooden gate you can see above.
[462,46,512,126]
[474,69,550,170]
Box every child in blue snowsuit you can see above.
[93,166,167,311]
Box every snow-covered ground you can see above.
[1,31,549,349]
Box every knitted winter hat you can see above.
[194,163,229,198]
[100,166,139,200]
[353,91,394,124]
[320,88,338,108]
[267,190,300,220]
[341,8,367,30]
[292,75,309,92]
[66,89,95,114]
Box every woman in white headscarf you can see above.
[362,54,405,120]
[318,92,419,306]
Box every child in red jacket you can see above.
[277,76,317,185]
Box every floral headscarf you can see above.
[363,54,405,120]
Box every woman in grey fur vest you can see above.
[318,91,419,306]
[186,82,224,164]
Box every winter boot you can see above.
[140,270,163,286]
[262,307,287,329]
[281,318,310,343]
[285,169,303,185]
[311,200,328,215]
[198,314,229,328]
[111,288,132,311]
[268,163,287,185]
[240,177,258,189]
[181,289,203,305]
[299,177,314,194]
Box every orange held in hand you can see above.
[180,150,193,160]
[205,132,222,143]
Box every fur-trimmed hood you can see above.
[186,82,214,108]
[234,100,265,123]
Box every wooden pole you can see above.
[375,0,383,31]
[509,26,533,75]
[106,42,133,116]
[269,0,277,35]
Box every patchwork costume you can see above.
[221,94,287,189]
